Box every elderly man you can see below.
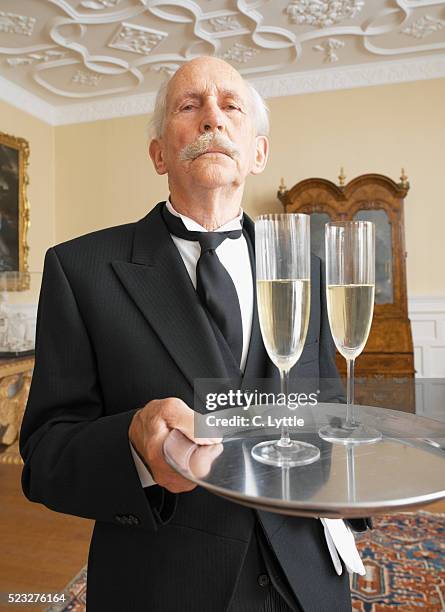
[20,57,366,611]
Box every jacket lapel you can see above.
[111,202,229,407]
[112,202,274,408]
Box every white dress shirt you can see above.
[165,199,253,372]
[130,199,365,577]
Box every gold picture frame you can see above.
[0,131,30,288]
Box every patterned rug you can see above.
[46,511,445,612]
[352,511,445,611]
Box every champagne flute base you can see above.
[251,439,320,467]
[318,423,382,445]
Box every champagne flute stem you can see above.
[346,358,356,427]
[278,368,291,447]
[346,445,356,502]
[282,466,290,501]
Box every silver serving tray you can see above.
[164,403,445,518]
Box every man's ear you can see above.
[149,138,167,175]
[250,135,269,175]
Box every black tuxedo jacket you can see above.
[20,202,356,612]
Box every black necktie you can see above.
[162,204,244,365]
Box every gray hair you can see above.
[148,75,269,139]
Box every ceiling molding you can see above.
[52,88,157,125]
[250,52,445,100]
[0,73,56,124]
[1,53,444,126]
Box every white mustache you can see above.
[179,132,240,161]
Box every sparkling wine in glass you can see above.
[252,214,320,467]
[318,221,382,444]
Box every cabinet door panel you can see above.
[354,209,393,305]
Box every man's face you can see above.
[149,58,268,190]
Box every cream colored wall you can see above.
[55,115,162,242]
[246,78,445,297]
[0,99,55,272]
[54,77,445,295]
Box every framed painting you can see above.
[0,131,30,279]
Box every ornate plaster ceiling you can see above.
[0,0,444,124]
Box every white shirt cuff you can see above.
[320,518,366,575]
[129,441,156,488]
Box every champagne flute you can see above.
[318,221,382,444]
[252,214,320,467]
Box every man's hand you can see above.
[129,398,222,493]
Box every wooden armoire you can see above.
[278,171,415,412]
